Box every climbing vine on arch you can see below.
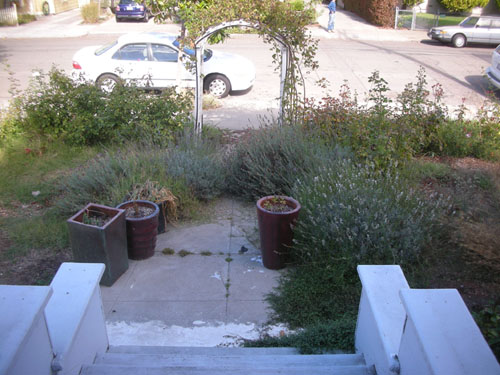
[147,0,319,126]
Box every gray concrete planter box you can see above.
[67,203,129,286]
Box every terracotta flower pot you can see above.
[116,200,159,260]
[67,203,128,286]
[256,195,301,270]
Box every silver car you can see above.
[486,44,500,90]
[428,16,500,48]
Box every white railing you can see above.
[356,265,500,375]
[0,4,18,26]
[1,262,499,375]
[0,263,108,375]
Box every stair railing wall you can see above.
[355,265,500,375]
[0,263,108,375]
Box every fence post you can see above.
[394,7,399,29]
[411,7,416,30]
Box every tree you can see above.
[438,0,489,12]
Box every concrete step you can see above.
[108,345,300,355]
[81,364,371,375]
[94,352,366,368]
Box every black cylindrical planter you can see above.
[117,200,159,260]
[256,196,301,270]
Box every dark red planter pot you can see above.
[117,200,159,260]
[256,196,301,270]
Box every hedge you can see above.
[343,0,398,27]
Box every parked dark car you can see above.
[115,0,150,22]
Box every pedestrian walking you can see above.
[327,0,336,33]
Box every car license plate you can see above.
[126,6,133,10]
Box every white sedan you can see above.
[72,32,256,98]
[486,44,500,91]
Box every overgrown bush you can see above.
[291,159,446,267]
[165,130,227,200]
[81,2,100,23]
[226,124,348,200]
[267,263,360,328]
[244,317,356,353]
[289,0,316,24]
[438,0,488,12]
[56,145,194,216]
[17,14,37,24]
[301,69,499,166]
[402,0,424,7]
[12,68,192,146]
[434,103,500,160]
[473,302,500,360]
[343,0,397,27]
[57,132,226,216]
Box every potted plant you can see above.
[256,195,301,270]
[127,180,177,234]
[116,200,159,260]
[67,203,128,286]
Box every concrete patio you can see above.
[100,198,286,346]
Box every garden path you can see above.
[100,197,289,346]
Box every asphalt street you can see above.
[0,7,497,129]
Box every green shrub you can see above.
[56,145,195,217]
[434,103,500,160]
[165,130,227,200]
[266,263,360,328]
[473,302,500,360]
[438,0,488,12]
[57,133,226,217]
[301,68,500,165]
[2,209,69,256]
[291,159,446,267]
[301,69,447,168]
[244,317,357,353]
[289,0,316,24]
[81,2,100,23]
[226,124,347,201]
[402,0,423,6]
[13,68,192,146]
[344,0,398,27]
[17,14,37,25]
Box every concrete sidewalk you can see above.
[0,5,427,42]
[102,198,288,347]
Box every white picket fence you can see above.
[0,3,18,26]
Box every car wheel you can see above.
[97,74,120,93]
[116,16,122,22]
[204,74,231,98]
[452,34,466,48]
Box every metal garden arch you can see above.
[192,20,290,134]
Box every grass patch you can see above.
[244,318,356,354]
[178,249,194,257]
[162,248,176,255]
[0,209,69,259]
[0,136,99,204]
[200,251,213,256]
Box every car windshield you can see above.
[95,41,117,56]
[119,0,136,4]
[459,17,479,27]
